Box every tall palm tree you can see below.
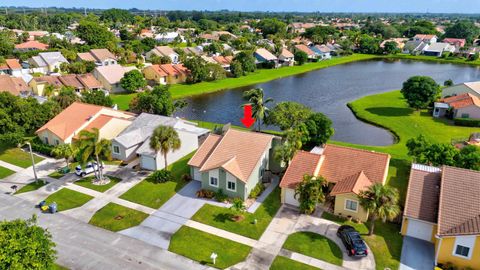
[50,143,75,168]
[358,183,401,235]
[243,88,273,132]
[294,174,328,214]
[74,128,111,182]
[149,125,181,169]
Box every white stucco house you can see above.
[111,113,210,171]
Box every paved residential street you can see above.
[400,236,435,270]
[0,193,212,270]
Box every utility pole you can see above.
[84,7,87,16]
[25,142,40,184]
[4,7,7,15]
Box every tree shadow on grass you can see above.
[213,212,234,223]
[365,107,413,117]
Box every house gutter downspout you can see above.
[434,234,442,266]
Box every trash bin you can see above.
[49,202,57,214]
[38,200,47,208]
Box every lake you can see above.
[175,59,480,146]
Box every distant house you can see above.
[188,129,280,200]
[139,29,154,39]
[442,81,480,98]
[30,74,103,96]
[380,38,408,50]
[433,93,480,119]
[294,44,317,60]
[112,113,209,170]
[14,40,49,52]
[443,38,466,48]
[311,45,332,60]
[278,48,294,66]
[403,40,429,54]
[29,52,68,73]
[212,56,233,71]
[0,75,30,96]
[183,47,202,56]
[146,46,179,64]
[413,34,438,44]
[77,49,117,66]
[254,48,279,67]
[29,76,63,96]
[93,65,133,93]
[36,102,135,146]
[154,32,184,43]
[279,145,390,222]
[401,164,480,269]
[422,42,455,57]
[143,64,189,85]
[0,59,23,77]
[199,31,237,42]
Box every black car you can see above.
[336,225,368,257]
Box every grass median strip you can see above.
[191,187,281,240]
[0,165,15,179]
[283,231,343,266]
[44,188,94,212]
[0,144,44,168]
[15,180,48,194]
[169,226,251,269]
[270,256,321,270]
[89,203,149,232]
[74,175,122,193]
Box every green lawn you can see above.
[191,187,281,240]
[15,180,48,194]
[120,152,194,208]
[270,256,321,270]
[48,171,65,179]
[44,188,94,212]
[0,144,44,168]
[0,165,15,179]
[283,231,343,266]
[74,175,122,193]
[88,203,149,232]
[169,226,251,269]
[111,54,378,110]
[385,53,480,66]
[321,212,402,270]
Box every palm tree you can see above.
[50,144,75,168]
[149,125,181,169]
[74,128,111,182]
[358,183,401,235]
[243,88,273,132]
[294,174,328,214]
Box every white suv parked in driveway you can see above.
[75,162,102,177]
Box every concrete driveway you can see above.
[400,236,435,270]
[120,181,227,249]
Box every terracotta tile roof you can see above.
[441,93,480,108]
[58,74,84,89]
[36,102,104,140]
[94,65,127,84]
[279,48,294,58]
[330,171,373,196]
[77,52,96,62]
[414,34,437,40]
[0,75,29,95]
[437,166,480,236]
[90,49,116,61]
[76,114,114,135]
[255,48,278,61]
[33,76,63,88]
[5,59,21,69]
[190,129,275,183]
[403,164,441,223]
[157,64,188,76]
[188,134,222,168]
[212,56,233,65]
[76,73,103,89]
[14,40,49,50]
[295,44,315,56]
[152,46,177,57]
[279,151,323,189]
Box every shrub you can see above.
[29,137,54,156]
[214,189,228,202]
[196,189,215,199]
[454,118,480,127]
[148,169,172,183]
[248,183,265,199]
[181,173,192,182]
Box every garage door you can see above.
[406,219,433,242]
[284,188,300,207]
[192,167,202,181]
[140,155,156,171]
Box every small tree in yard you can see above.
[51,143,75,167]
[0,215,56,269]
[75,128,111,182]
[401,76,441,110]
[294,174,327,214]
[358,183,400,235]
[149,125,181,169]
[120,70,146,93]
[243,88,273,131]
[294,50,308,65]
[230,198,246,221]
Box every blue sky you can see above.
[3,0,480,13]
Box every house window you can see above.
[55,140,59,146]
[455,245,470,258]
[345,199,358,212]
[461,113,470,118]
[210,177,218,187]
[226,178,236,192]
[44,137,49,144]
[113,146,120,154]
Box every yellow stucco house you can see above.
[279,145,390,222]
[36,102,136,146]
[402,164,480,269]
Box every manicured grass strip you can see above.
[384,53,480,67]
[0,165,15,179]
[270,256,320,270]
[321,212,402,270]
[74,175,122,193]
[88,203,149,232]
[15,180,47,194]
[191,187,281,240]
[169,226,251,269]
[283,232,342,266]
[44,188,94,212]
[120,152,194,208]
[0,144,44,168]
[48,171,65,179]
